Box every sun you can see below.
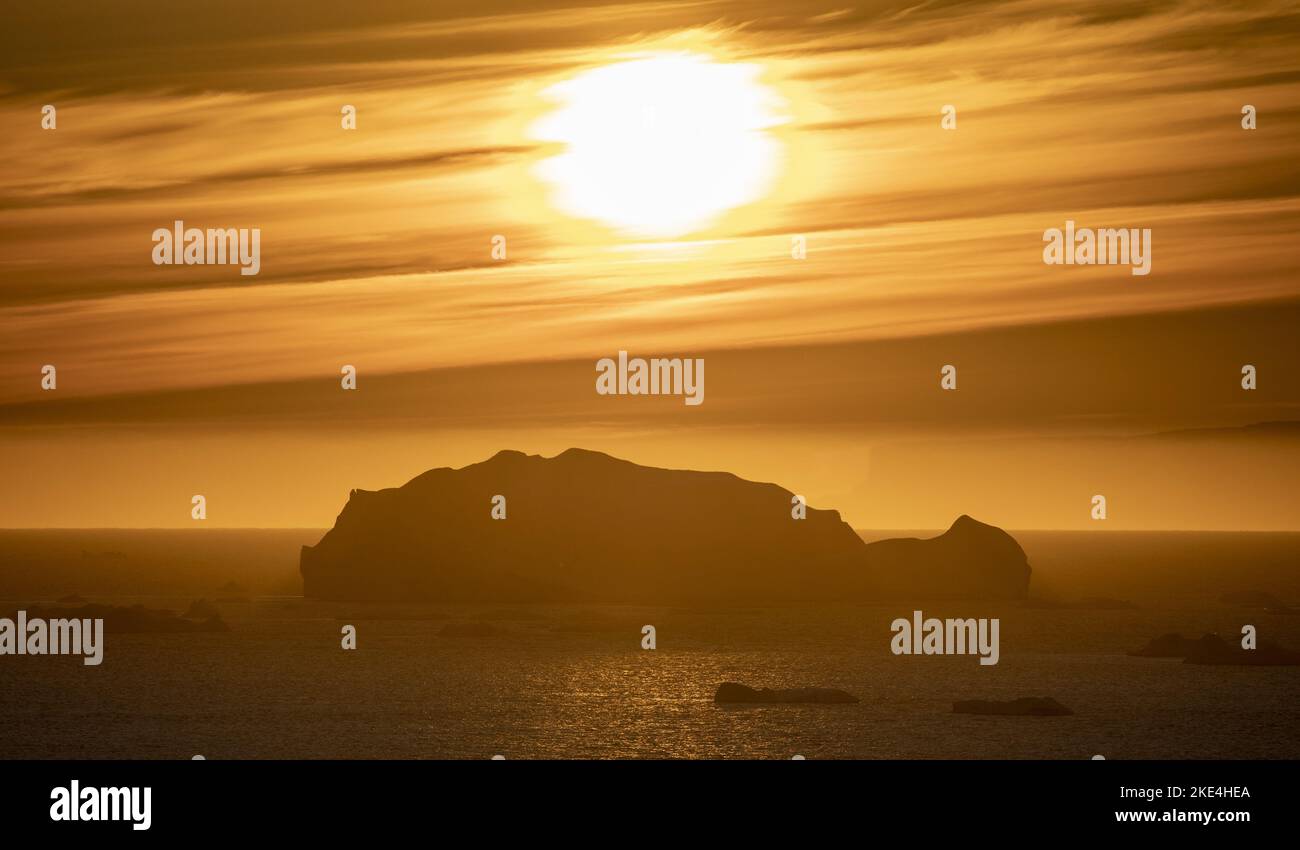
[530,52,788,240]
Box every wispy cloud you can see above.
[1,0,1297,408]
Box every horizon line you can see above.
[3,526,1300,534]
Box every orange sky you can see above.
[1,0,1298,528]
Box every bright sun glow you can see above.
[530,53,788,239]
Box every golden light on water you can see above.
[530,52,789,239]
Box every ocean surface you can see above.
[1,529,1298,759]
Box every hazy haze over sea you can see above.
[1,529,1297,759]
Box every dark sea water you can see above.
[1,529,1298,759]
